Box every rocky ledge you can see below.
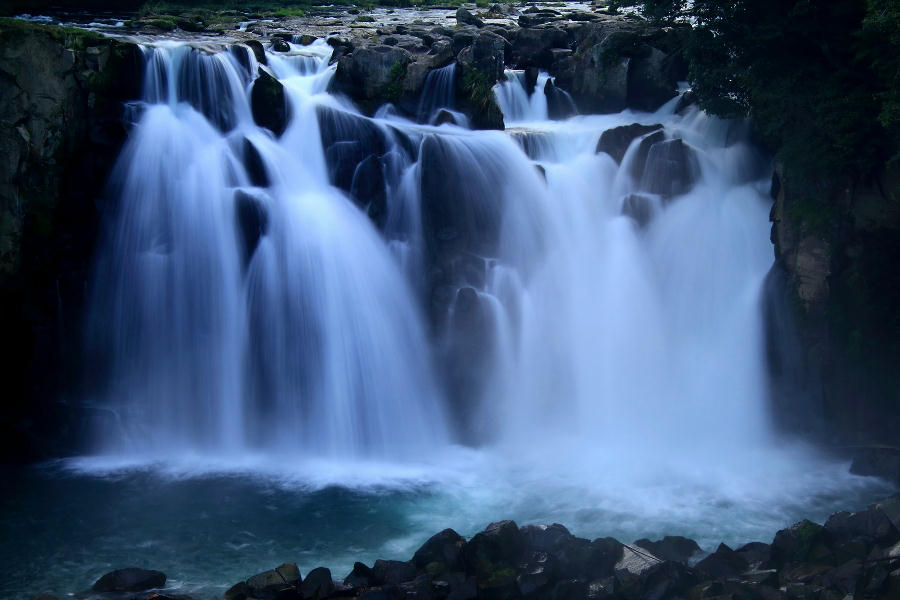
[70,494,900,600]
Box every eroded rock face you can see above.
[332,45,412,110]
[0,19,142,462]
[769,161,900,446]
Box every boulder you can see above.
[413,528,466,573]
[544,79,577,121]
[234,189,269,265]
[735,541,771,570]
[243,138,270,187]
[825,506,899,544]
[251,66,288,137]
[626,46,676,112]
[585,537,627,579]
[301,567,335,599]
[633,536,703,566]
[638,138,700,197]
[461,520,525,575]
[332,45,413,109]
[92,568,166,593]
[244,40,267,65]
[511,26,568,69]
[457,31,508,84]
[595,123,663,164]
[372,560,417,585]
[246,563,301,599]
[694,543,749,578]
[456,8,484,28]
[271,38,290,52]
[770,520,834,568]
[344,562,379,588]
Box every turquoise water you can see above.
[2,448,895,600]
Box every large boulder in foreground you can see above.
[92,568,166,592]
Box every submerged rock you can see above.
[92,568,166,592]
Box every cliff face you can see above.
[0,19,142,461]
[769,161,900,446]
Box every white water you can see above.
[79,41,889,544]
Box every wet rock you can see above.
[433,109,459,126]
[462,520,525,574]
[373,560,417,585]
[344,562,379,588]
[770,520,834,568]
[874,494,900,531]
[638,560,698,600]
[735,541,772,570]
[825,506,899,544]
[511,26,568,69]
[245,40,267,65]
[413,528,466,574]
[251,66,288,137]
[246,563,301,599]
[243,138,269,187]
[224,581,251,600]
[585,538,627,579]
[301,567,335,599]
[639,137,700,197]
[332,45,413,110]
[92,568,166,593]
[234,189,269,265]
[271,38,290,52]
[457,31,508,84]
[456,8,484,28]
[615,544,663,576]
[634,536,703,566]
[544,79,577,121]
[695,543,749,578]
[626,46,676,112]
[595,123,663,164]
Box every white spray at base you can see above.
[78,40,888,540]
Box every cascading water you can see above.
[87,40,448,458]
[16,38,887,600]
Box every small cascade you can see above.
[493,69,551,123]
[417,62,467,126]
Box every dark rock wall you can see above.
[769,161,900,447]
[0,18,141,462]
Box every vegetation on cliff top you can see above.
[625,0,899,183]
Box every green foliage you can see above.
[383,60,407,101]
[627,0,899,184]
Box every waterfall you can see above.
[87,40,448,459]
[88,44,778,472]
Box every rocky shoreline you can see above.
[55,493,900,600]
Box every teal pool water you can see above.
[2,448,895,600]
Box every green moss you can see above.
[383,60,407,102]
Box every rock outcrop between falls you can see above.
[74,494,900,600]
